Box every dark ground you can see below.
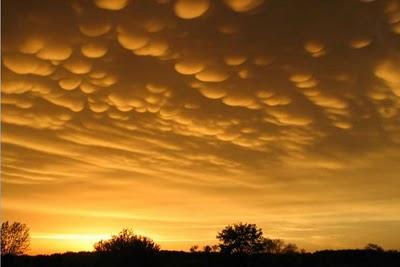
[2,250,400,267]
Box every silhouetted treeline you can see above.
[2,222,399,267]
[2,249,400,267]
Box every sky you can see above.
[1,0,400,255]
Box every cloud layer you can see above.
[2,0,400,254]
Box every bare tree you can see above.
[1,221,30,256]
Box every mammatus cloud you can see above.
[174,0,210,19]
[2,0,400,254]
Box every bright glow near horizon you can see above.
[2,0,400,255]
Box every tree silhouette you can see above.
[211,244,220,252]
[216,223,266,255]
[189,245,199,253]
[264,238,298,254]
[203,245,212,253]
[94,228,160,254]
[1,221,30,256]
[264,238,284,254]
[365,243,384,252]
[281,242,298,254]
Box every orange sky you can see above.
[2,0,400,255]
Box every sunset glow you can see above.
[2,0,400,255]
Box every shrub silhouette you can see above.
[1,221,30,256]
[263,238,298,254]
[94,228,160,254]
[364,243,384,252]
[203,245,212,253]
[217,222,266,255]
[281,242,298,253]
[208,244,220,253]
[190,244,220,253]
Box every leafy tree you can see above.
[1,221,30,256]
[217,223,300,255]
[365,243,384,252]
[94,228,160,254]
[216,223,266,255]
